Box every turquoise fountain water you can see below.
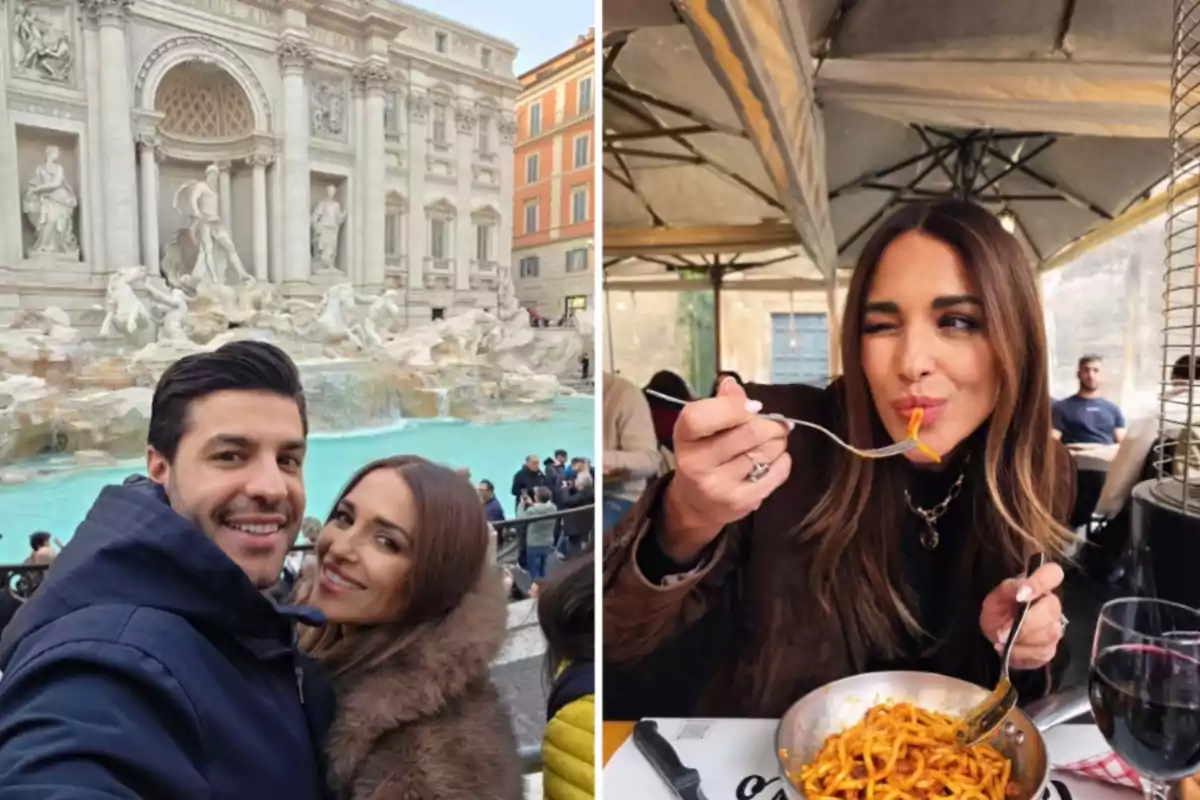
[0,397,592,564]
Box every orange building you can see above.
[512,30,595,320]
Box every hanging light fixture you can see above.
[997,210,1017,234]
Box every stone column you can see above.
[497,114,517,288]
[247,154,271,281]
[269,160,283,283]
[356,61,390,291]
[406,92,430,291]
[81,15,105,269]
[454,103,477,293]
[86,0,139,268]
[349,83,364,284]
[217,161,232,228]
[278,37,313,286]
[137,134,161,274]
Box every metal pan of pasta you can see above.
[774,672,1092,800]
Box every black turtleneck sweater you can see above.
[868,448,977,672]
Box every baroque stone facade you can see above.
[0,0,520,327]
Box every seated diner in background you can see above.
[1052,355,1126,445]
[602,201,1076,720]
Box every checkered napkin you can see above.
[1055,751,1143,790]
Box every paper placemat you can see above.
[603,718,1138,799]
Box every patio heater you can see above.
[1127,0,1200,606]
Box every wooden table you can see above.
[603,721,635,766]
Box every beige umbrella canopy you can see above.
[605,0,1180,274]
[815,0,1176,269]
[603,26,804,254]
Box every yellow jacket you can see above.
[542,662,594,800]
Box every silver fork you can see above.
[644,389,918,460]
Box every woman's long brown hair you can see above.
[798,201,1074,659]
[296,455,490,677]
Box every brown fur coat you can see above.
[324,569,523,800]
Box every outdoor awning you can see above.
[605,0,1179,272]
[603,0,837,276]
[603,248,829,293]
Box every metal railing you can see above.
[1,504,596,602]
[492,503,595,563]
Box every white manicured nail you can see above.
[1016,586,1033,603]
[745,400,763,413]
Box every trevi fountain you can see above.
[0,0,592,535]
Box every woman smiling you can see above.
[299,455,522,800]
[603,201,1076,720]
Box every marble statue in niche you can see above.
[310,184,347,273]
[13,3,73,83]
[311,80,345,137]
[22,144,79,258]
[173,164,252,285]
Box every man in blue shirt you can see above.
[477,479,506,524]
[1053,354,1127,445]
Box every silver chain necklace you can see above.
[903,457,969,550]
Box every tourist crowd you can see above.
[0,341,595,800]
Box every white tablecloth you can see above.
[1068,444,1120,473]
[604,718,1137,799]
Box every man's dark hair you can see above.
[29,531,50,551]
[1079,354,1103,369]
[148,341,308,462]
[554,449,567,459]
[479,479,495,493]
[534,485,552,503]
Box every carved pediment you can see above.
[470,204,500,222]
[425,197,456,217]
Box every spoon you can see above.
[643,389,926,461]
[956,552,1047,747]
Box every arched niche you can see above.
[135,35,272,133]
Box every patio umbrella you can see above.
[602,247,837,371]
[605,0,1184,274]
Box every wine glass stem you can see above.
[1142,778,1172,800]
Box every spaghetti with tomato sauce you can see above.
[783,703,1018,800]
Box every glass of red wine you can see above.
[1089,597,1200,800]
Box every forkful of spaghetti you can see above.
[644,389,941,462]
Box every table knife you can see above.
[632,720,708,800]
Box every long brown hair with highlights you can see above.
[798,201,1074,660]
[297,455,490,677]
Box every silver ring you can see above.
[745,453,770,483]
[1060,615,1069,632]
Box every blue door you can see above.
[771,313,830,385]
